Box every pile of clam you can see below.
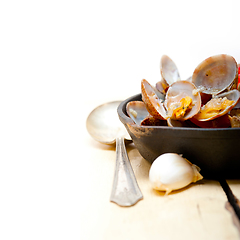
[127,54,240,128]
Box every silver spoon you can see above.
[86,101,143,207]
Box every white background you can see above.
[0,0,240,239]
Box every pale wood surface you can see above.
[1,1,240,240]
[81,132,240,240]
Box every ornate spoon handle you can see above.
[110,137,143,206]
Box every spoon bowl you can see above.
[86,101,131,144]
[86,101,143,206]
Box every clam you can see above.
[194,89,240,121]
[126,101,149,125]
[229,108,240,128]
[164,80,201,121]
[192,54,238,95]
[156,55,180,94]
[141,79,167,120]
[126,100,167,126]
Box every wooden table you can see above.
[1,1,240,239]
[81,115,240,239]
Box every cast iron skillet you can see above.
[117,94,240,179]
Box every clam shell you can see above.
[126,101,149,125]
[164,80,201,120]
[160,55,180,86]
[153,86,165,101]
[155,80,168,95]
[194,89,240,121]
[141,79,167,120]
[192,54,238,95]
[229,108,240,128]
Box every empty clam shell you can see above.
[160,55,180,86]
[192,54,238,95]
[156,55,181,95]
[164,80,201,120]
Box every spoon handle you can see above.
[110,137,143,207]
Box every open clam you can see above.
[194,89,240,121]
[126,101,149,125]
[164,80,201,121]
[142,79,202,122]
[192,54,238,95]
[126,100,167,126]
[141,79,167,120]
